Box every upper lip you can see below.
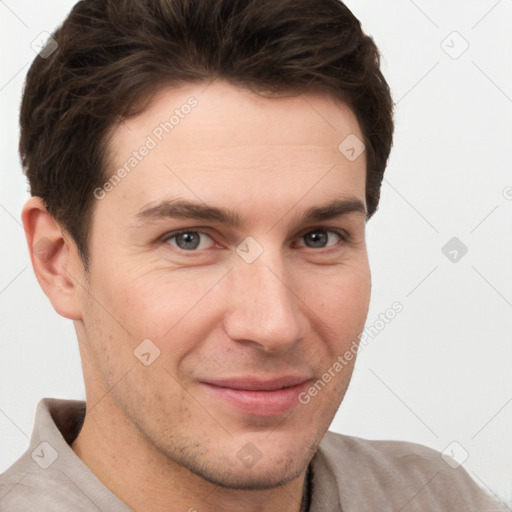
[202,375,313,391]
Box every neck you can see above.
[71,394,310,512]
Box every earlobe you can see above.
[21,196,83,320]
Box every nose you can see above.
[222,247,304,353]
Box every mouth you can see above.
[199,375,313,416]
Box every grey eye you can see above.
[300,230,341,249]
[165,231,215,251]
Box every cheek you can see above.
[301,262,371,337]
[84,262,233,378]
[90,259,218,331]
[83,246,370,373]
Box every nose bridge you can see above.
[223,241,303,351]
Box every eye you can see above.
[161,227,349,253]
[163,230,216,251]
[295,229,347,249]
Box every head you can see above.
[21,0,393,491]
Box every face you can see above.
[75,80,370,489]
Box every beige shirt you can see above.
[0,398,505,511]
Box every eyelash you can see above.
[160,227,350,253]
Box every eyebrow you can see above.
[134,196,367,228]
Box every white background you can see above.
[1,0,511,505]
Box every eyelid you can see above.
[160,226,350,252]
[293,227,350,249]
[161,228,217,249]
[296,226,349,240]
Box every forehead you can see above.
[98,80,366,229]
[111,79,363,146]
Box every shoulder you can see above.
[0,398,87,510]
[0,455,81,511]
[319,429,447,471]
[314,430,506,511]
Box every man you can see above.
[0,0,505,510]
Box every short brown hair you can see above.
[20,0,394,269]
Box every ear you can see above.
[21,196,83,320]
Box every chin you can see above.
[190,458,306,491]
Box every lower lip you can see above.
[200,381,311,416]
